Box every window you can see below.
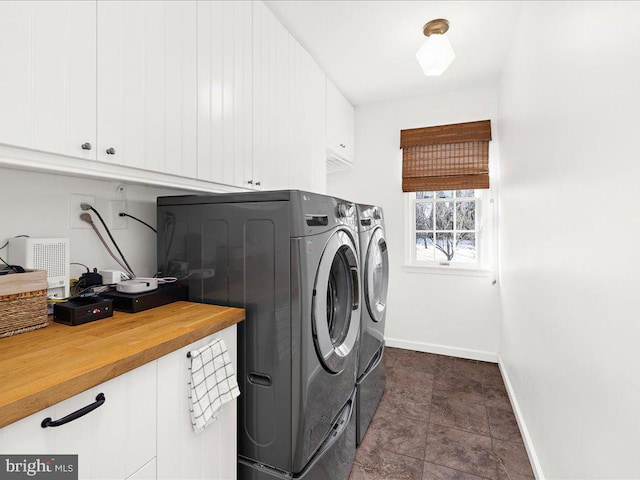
[400,120,494,273]
[409,189,485,268]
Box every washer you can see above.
[157,190,361,480]
[355,204,389,445]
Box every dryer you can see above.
[355,204,389,445]
[157,190,361,480]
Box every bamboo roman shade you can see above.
[400,120,492,192]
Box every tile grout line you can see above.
[479,369,503,480]
[425,458,497,480]
[428,421,492,440]
[485,384,502,480]
[420,376,434,480]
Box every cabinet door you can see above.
[126,458,156,480]
[157,325,237,480]
[309,62,328,193]
[0,361,156,480]
[253,1,293,191]
[97,0,197,177]
[0,389,94,475]
[253,3,326,193]
[0,1,96,160]
[326,79,355,161]
[287,39,326,193]
[197,1,253,189]
[92,362,157,480]
[287,37,308,191]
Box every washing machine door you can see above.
[312,229,361,374]
[365,227,388,322]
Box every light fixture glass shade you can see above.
[416,33,455,76]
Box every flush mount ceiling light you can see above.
[416,18,455,76]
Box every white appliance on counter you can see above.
[8,237,70,300]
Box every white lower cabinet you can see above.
[0,361,156,480]
[157,325,238,480]
[0,323,239,480]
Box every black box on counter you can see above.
[54,297,114,326]
[100,283,188,313]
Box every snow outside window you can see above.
[409,190,486,268]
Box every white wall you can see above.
[0,167,199,279]
[498,2,640,478]
[327,85,502,361]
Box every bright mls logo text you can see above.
[5,458,54,476]
[1,455,77,479]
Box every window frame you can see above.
[404,189,492,276]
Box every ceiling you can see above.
[265,1,523,106]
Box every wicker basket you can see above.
[0,270,49,338]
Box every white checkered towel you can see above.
[188,338,240,433]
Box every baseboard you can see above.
[384,337,498,363]
[497,355,545,480]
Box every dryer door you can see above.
[365,227,389,323]
[312,230,361,374]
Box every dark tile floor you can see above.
[350,347,535,480]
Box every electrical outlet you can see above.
[110,200,128,230]
[70,193,96,229]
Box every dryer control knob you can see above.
[336,203,353,218]
[373,208,382,220]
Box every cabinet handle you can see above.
[41,393,106,428]
[81,142,92,151]
[247,180,253,185]
[255,181,261,186]
[106,147,116,155]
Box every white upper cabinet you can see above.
[253,2,327,193]
[326,79,355,167]
[252,1,290,191]
[289,40,327,193]
[0,1,97,160]
[199,0,328,192]
[197,1,253,189]
[0,0,331,193]
[97,0,197,178]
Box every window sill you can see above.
[402,264,492,277]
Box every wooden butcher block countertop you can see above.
[0,301,245,429]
